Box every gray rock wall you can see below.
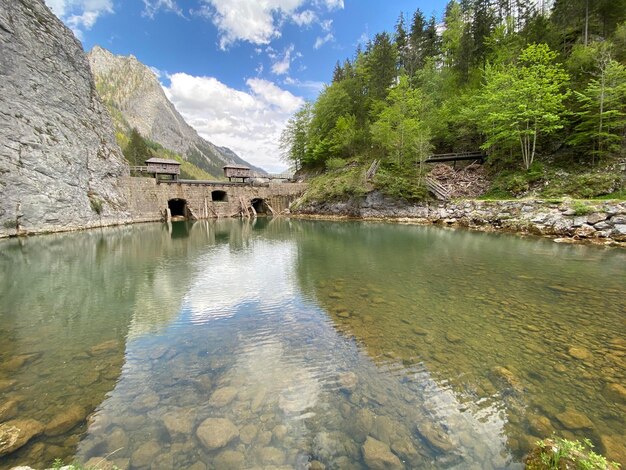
[0,0,131,238]
[295,192,626,245]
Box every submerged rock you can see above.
[209,386,238,407]
[45,404,86,436]
[196,418,238,451]
[416,422,455,453]
[338,372,358,392]
[3,353,41,371]
[89,340,119,356]
[214,449,245,469]
[130,440,160,467]
[555,409,594,430]
[604,383,626,404]
[0,400,19,422]
[362,436,402,470]
[0,419,44,456]
[162,409,194,435]
[568,346,592,361]
[239,424,258,444]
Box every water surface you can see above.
[0,219,624,469]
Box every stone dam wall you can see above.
[119,177,308,222]
[294,192,626,245]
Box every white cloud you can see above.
[284,77,325,96]
[320,18,333,31]
[164,73,304,173]
[142,0,183,18]
[197,0,344,49]
[291,9,317,26]
[271,44,296,75]
[44,0,113,38]
[314,32,333,49]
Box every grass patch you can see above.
[373,164,429,201]
[298,164,369,204]
[572,201,593,216]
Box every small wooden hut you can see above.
[223,164,251,182]
[145,158,181,179]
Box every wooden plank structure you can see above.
[224,164,252,182]
[424,151,486,164]
[131,158,181,180]
[425,177,450,201]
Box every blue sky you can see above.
[45,0,448,172]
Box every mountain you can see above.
[87,46,265,177]
[0,0,130,237]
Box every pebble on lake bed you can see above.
[362,436,402,469]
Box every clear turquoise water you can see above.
[0,219,624,469]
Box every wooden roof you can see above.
[145,158,181,165]
[223,164,250,170]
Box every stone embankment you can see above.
[294,192,626,245]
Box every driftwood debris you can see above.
[428,163,490,198]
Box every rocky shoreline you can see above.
[292,192,626,247]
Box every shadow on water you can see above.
[0,219,624,469]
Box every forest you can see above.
[281,0,626,201]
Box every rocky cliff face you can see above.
[88,46,265,177]
[0,0,131,237]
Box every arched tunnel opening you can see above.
[251,198,270,215]
[211,190,228,202]
[168,198,187,218]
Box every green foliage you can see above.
[572,201,593,216]
[3,220,17,229]
[123,128,150,166]
[373,165,429,201]
[542,173,622,198]
[325,158,348,171]
[570,56,626,163]
[371,76,431,166]
[87,192,103,215]
[477,44,570,170]
[286,0,625,203]
[528,437,619,470]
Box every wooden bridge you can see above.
[424,151,486,164]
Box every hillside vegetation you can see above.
[281,0,626,202]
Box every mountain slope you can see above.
[87,46,265,177]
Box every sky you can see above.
[45,0,449,173]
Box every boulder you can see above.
[257,446,286,465]
[338,372,358,392]
[196,418,238,451]
[0,419,44,456]
[361,436,402,470]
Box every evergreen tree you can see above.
[124,128,150,166]
[365,32,398,101]
[570,56,626,163]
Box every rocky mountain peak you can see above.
[87,46,265,177]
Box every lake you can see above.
[0,219,624,469]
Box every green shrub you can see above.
[526,437,619,470]
[88,193,103,215]
[572,201,593,216]
[325,158,348,171]
[374,168,428,201]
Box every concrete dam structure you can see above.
[120,177,307,222]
